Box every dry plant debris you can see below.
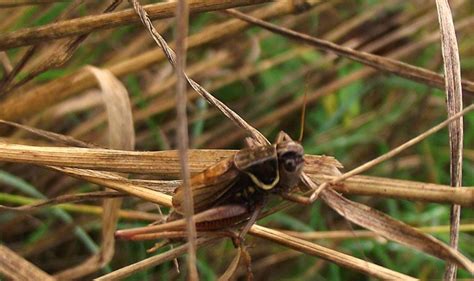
[0,1,473,280]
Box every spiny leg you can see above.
[236,200,265,243]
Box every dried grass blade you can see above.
[319,188,474,273]
[307,174,474,207]
[0,192,160,221]
[0,0,272,50]
[0,143,470,205]
[129,0,268,146]
[95,238,214,281]
[217,247,243,281]
[0,191,125,212]
[0,244,55,281]
[308,103,474,200]
[50,166,172,206]
[435,1,464,279]
[282,224,474,241]
[130,1,198,278]
[55,66,135,279]
[176,0,198,278]
[0,119,96,148]
[86,66,135,150]
[0,51,13,73]
[249,225,417,280]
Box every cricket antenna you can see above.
[298,89,307,142]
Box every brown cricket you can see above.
[115,131,316,241]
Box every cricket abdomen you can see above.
[195,211,251,230]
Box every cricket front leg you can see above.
[280,173,330,205]
[280,192,313,205]
[280,183,332,205]
[300,172,330,203]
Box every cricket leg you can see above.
[300,173,330,202]
[235,201,265,245]
[280,192,313,205]
[281,182,332,205]
[116,205,248,239]
[236,242,253,281]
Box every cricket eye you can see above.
[283,158,297,172]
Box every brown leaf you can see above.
[55,66,135,279]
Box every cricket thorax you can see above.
[234,145,280,190]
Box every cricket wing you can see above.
[172,158,241,214]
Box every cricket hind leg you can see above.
[236,200,264,243]
[165,204,260,280]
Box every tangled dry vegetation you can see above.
[0,0,473,280]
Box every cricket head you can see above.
[276,138,304,191]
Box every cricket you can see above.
[115,131,310,243]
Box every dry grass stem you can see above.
[435,1,464,279]
[95,238,214,281]
[249,225,417,280]
[0,119,97,148]
[316,103,474,191]
[128,0,268,146]
[0,143,472,206]
[130,0,198,279]
[0,244,55,281]
[0,191,125,211]
[0,0,272,50]
[53,66,135,279]
[319,188,474,272]
[283,224,474,240]
[0,192,161,221]
[51,166,173,206]
[0,1,122,96]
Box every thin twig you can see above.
[0,0,272,50]
[309,103,474,201]
[128,0,269,145]
[96,238,214,281]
